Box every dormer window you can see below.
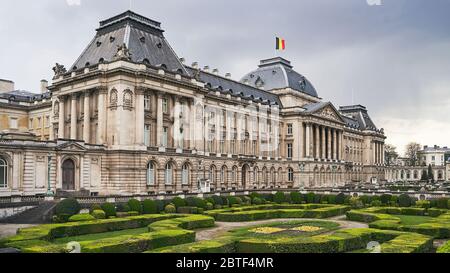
[110,36,115,43]
[96,41,102,47]
[140,37,146,43]
[99,58,105,63]
[156,42,162,49]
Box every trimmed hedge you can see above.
[206,204,350,222]
[127,199,142,214]
[142,200,158,214]
[92,210,106,220]
[101,203,116,218]
[68,213,96,222]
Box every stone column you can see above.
[321,126,326,159]
[333,129,337,160]
[215,109,221,154]
[97,88,107,145]
[58,96,65,139]
[156,92,163,147]
[236,113,242,155]
[70,94,77,140]
[382,143,385,165]
[83,91,91,143]
[173,96,181,149]
[298,121,304,159]
[327,128,332,160]
[305,123,311,158]
[189,99,196,150]
[315,125,320,159]
[373,141,376,165]
[135,88,145,146]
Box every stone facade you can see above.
[0,11,387,197]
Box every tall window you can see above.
[288,168,294,182]
[144,95,151,111]
[182,164,189,185]
[221,166,227,184]
[232,167,238,183]
[287,124,293,135]
[144,124,151,146]
[287,143,293,159]
[146,162,155,186]
[9,117,18,129]
[0,158,7,188]
[209,166,216,184]
[165,163,173,185]
[253,167,259,184]
[162,127,168,147]
[162,98,168,113]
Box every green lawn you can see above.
[396,215,434,225]
[53,227,149,244]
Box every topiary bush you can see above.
[290,192,302,204]
[171,197,187,209]
[127,199,142,214]
[349,197,364,209]
[305,193,315,204]
[380,194,392,205]
[212,196,223,206]
[68,213,95,222]
[55,198,80,218]
[91,210,106,219]
[165,204,176,214]
[273,191,286,204]
[101,203,117,218]
[436,198,449,209]
[415,200,431,209]
[185,197,207,209]
[327,195,336,204]
[335,193,346,205]
[398,194,412,207]
[142,199,158,214]
[116,203,130,212]
[242,196,252,205]
[371,200,382,207]
[252,197,263,205]
[227,196,242,206]
[205,202,214,210]
[205,197,215,206]
[89,204,102,214]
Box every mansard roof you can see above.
[0,90,51,103]
[339,105,380,132]
[241,57,319,98]
[185,67,281,106]
[70,10,187,75]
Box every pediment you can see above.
[56,141,87,151]
[312,103,345,123]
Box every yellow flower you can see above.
[249,227,286,234]
[290,226,322,232]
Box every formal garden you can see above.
[1,191,449,253]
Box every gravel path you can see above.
[0,224,36,239]
[195,217,368,241]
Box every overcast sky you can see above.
[1,0,449,155]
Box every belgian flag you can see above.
[276,37,286,50]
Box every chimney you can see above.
[212,68,219,75]
[191,62,198,69]
[40,79,48,93]
[225,73,231,79]
[0,79,15,93]
[203,66,210,72]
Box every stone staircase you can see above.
[0,201,57,224]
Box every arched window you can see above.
[232,166,238,183]
[165,163,173,185]
[209,166,216,184]
[271,168,276,183]
[110,89,118,106]
[146,162,155,186]
[0,158,7,188]
[221,166,227,184]
[182,164,189,185]
[262,167,268,184]
[253,167,259,184]
[123,89,133,108]
[288,168,294,182]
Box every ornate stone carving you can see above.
[52,63,67,79]
[123,89,133,108]
[318,107,340,121]
[113,43,132,61]
[54,101,60,116]
[109,89,118,106]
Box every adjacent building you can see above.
[0,11,387,197]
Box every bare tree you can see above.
[384,144,398,166]
[405,142,421,166]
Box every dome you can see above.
[240,57,318,97]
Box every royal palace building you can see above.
[0,11,386,197]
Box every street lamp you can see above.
[46,155,54,196]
